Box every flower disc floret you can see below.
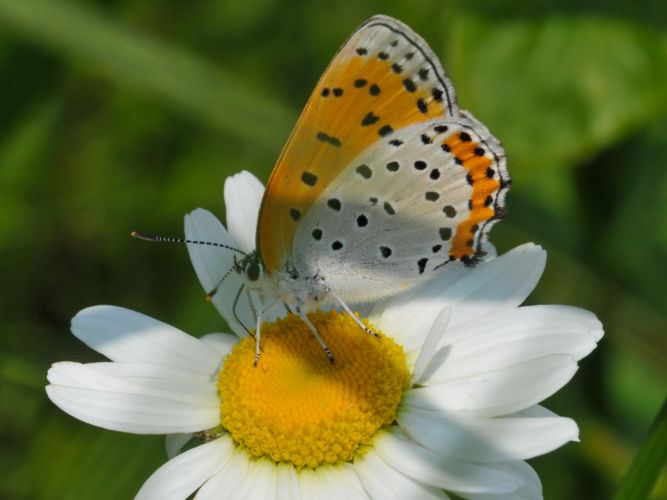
[217,310,410,469]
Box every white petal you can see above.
[200,332,239,358]
[370,244,545,352]
[224,170,264,254]
[71,306,222,376]
[465,461,542,500]
[439,243,546,328]
[185,208,252,338]
[403,354,578,417]
[46,383,219,434]
[298,467,329,500]
[318,464,368,500]
[276,463,301,500]
[48,362,217,403]
[354,449,450,500]
[165,433,194,459]
[424,305,602,383]
[195,448,250,499]
[373,428,522,495]
[236,458,277,500]
[397,406,579,462]
[412,307,450,385]
[83,362,217,394]
[136,437,234,500]
[423,312,598,384]
[510,405,558,418]
[443,305,603,354]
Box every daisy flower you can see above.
[46,171,603,499]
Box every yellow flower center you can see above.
[217,310,409,469]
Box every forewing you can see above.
[257,15,458,273]
[292,114,510,302]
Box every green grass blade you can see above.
[613,398,667,500]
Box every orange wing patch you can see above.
[258,17,458,273]
[440,130,505,261]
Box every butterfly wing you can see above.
[291,113,510,302]
[257,15,459,274]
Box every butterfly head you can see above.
[233,251,265,287]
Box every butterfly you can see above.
[138,15,510,364]
[225,15,511,363]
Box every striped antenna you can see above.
[206,266,234,301]
[130,231,247,256]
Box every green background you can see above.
[0,0,665,498]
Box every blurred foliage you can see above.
[0,0,665,498]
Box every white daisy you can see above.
[46,171,603,499]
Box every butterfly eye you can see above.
[247,262,260,282]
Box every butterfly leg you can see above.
[296,305,334,364]
[245,287,258,325]
[253,298,280,366]
[326,287,380,338]
[282,301,294,314]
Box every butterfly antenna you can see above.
[205,267,234,301]
[131,231,247,256]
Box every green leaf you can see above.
[613,398,667,500]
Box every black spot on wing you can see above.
[386,161,399,172]
[361,112,380,126]
[355,164,373,179]
[378,125,393,137]
[301,171,317,186]
[327,198,341,211]
[443,205,456,218]
[316,132,341,147]
[439,227,452,240]
[403,78,416,92]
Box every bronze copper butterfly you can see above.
[234,15,510,361]
[138,15,510,363]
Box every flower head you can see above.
[46,171,603,499]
